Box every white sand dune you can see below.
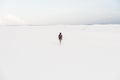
[0,25,120,80]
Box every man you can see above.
[58,32,63,44]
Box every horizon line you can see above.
[0,23,120,26]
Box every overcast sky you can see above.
[0,0,120,25]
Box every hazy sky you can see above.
[0,0,120,25]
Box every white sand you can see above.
[0,25,120,80]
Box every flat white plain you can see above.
[0,25,120,80]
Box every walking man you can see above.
[58,32,63,44]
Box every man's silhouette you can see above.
[58,32,63,44]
